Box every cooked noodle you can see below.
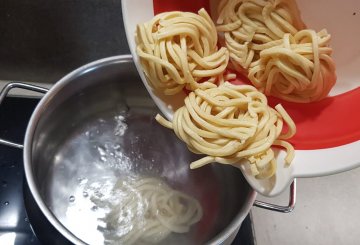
[94,177,203,245]
[248,29,336,102]
[156,82,296,179]
[136,8,230,95]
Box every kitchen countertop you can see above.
[252,169,360,245]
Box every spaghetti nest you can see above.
[136,8,230,95]
[248,29,336,102]
[156,82,296,179]
[216,0,305,70]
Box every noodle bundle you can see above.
[248,29,336,102]
[95,177,203,245]
[156,82,296,179]
[136,8,230,95]
[216,0,305,70]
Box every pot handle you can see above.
[254,179,296,213]
[0,82,49,149]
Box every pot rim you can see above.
[23,54,257,245]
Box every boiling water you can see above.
[45,108,201,245]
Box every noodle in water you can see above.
[94,177,203,245]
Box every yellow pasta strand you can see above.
[156,82,296,179]
[248,29,337,102]
[216,0,336,102]
[216,0,305,70]
[136,9,230,95]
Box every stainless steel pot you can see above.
[0,55,296,245]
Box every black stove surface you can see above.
[0,97,41,245]
[0,97,254,245]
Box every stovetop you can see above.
[0,97,41,245]
[0,97,254,245]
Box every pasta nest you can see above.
[248,29,336,102]
[136,8,230,95]
[156,82,296,179]
[216,0,305,70]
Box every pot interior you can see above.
[28,57,253,245]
